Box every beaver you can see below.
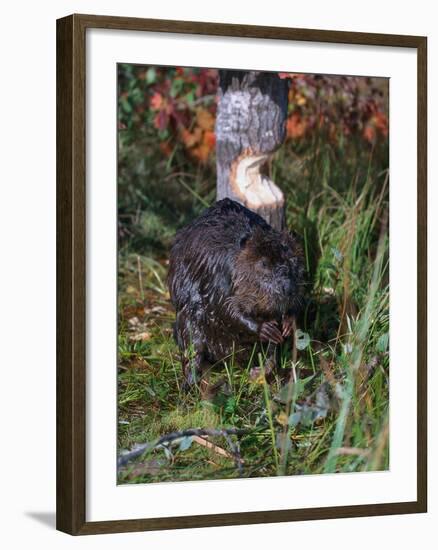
[167,198,305,387]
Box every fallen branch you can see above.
[118,427,248,471]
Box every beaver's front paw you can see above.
[258,321,283,344]
[282,315,296,338]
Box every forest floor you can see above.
[117,127,390,484]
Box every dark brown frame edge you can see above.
[56,13,427,536]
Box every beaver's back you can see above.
[168,198,271,311]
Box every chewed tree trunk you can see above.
[215,70,289,230]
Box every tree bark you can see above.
[215,70,289,230]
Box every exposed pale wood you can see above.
[192,435,237,460]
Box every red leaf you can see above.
[150,92,163,110]
[154,110,168,130]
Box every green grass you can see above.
[117,128,389,484]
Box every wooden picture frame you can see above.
[56,13,427,535]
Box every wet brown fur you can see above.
[167,198,305,387]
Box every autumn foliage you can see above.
[118,65,388,167]
[281,73,388,145]
[119,66,218,163]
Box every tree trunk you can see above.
[215,70,289,230]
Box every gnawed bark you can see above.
[215,70,289,229]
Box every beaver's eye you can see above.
[281,243,288,253]
[261,259,268,268]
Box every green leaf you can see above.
[170,78,183,98]
[120,98,132,114]
[288,411,301,427]
[179,436,193,452]
[225,396,237,414]
[146,67,157,85]
[185,91,195,105]
[295,329,311,350]
[277,374,314,404]
[158,129,169,140]
[343,342,353,354]
[376,332,389,353]
[276,433,292,451]
[332,247,343,262]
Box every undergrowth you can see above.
[117,90,389,484]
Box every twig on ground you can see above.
[335,447,370,457]
[192,435,233,458]
[118,427,248,471]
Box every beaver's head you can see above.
[232,226,305,316]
